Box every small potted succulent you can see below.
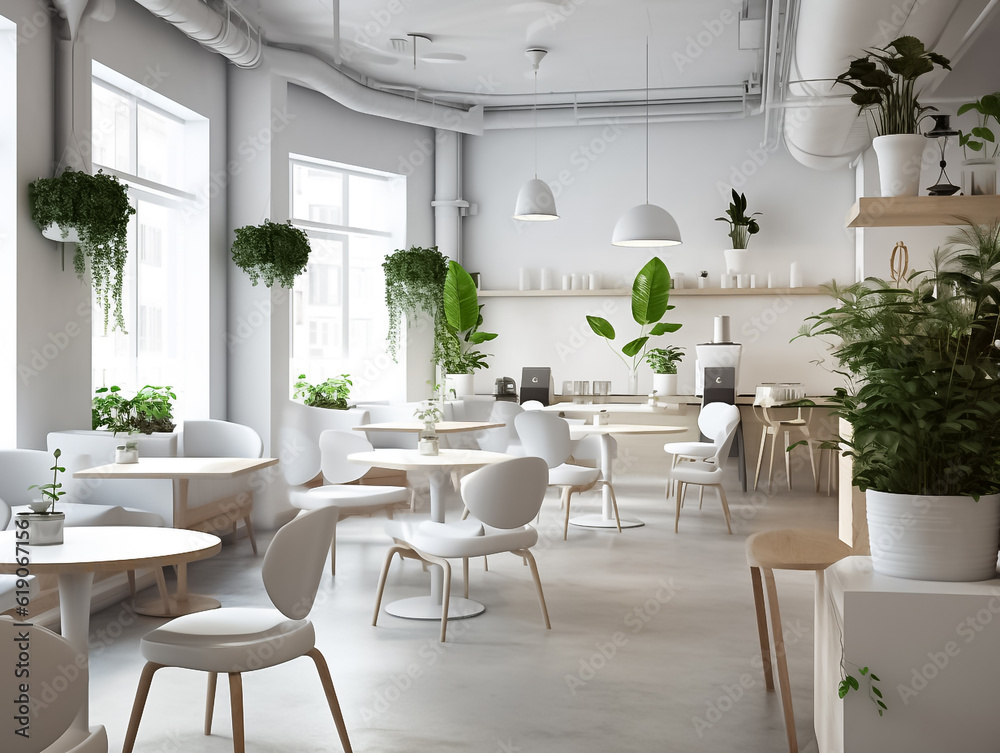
[645,345,685,396]
[115,439,139,464]
[17,449,68,545]
[414,400,443,456]
[716,189,761,274]
[698,270,709,289]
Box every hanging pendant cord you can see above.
[533,68,538,179]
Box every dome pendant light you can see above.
[612,40,681,247]
[513,48,559,222]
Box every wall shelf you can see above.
[846,195,1000,228]
[477,287,829,298]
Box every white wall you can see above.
[462,116,857,396]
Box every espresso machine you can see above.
[494,376,517,402]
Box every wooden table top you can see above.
[347,448,514,471]
[355,421,505,434]
[73,456,278,479]
[568,423,687,436]
[0,527,221,573]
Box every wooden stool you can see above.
[746,529,852,753]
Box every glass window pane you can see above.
[292,164,343,225]
[137,105,184,188]
[92,84,131,171]
[348,173,393,230]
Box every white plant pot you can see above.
[446,373,475,398]
[16,512,65,546]
[115,447,139,464]
[723,248,749,274]
[961,158,997,196]
[872,134,927,197]
[866,491,1000,581]
[41,222,80,243]
[652,373,678,396]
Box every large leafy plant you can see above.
[29,168,136,334]
[231,220,311,288]
[958,92,1000,159]
[383,246,451,363]
[836,36,951,136]
[441,261,497,374]
[92,384,177,435]
[716,190,761,250]
[797,223,1000,496]
[586,257,682,382]
[293,373,352,410]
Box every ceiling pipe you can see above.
[484,100,751,129]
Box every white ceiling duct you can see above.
[132,0,483,135]
[782,0,968,170]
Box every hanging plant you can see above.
[383,245,450,362]
[231,219,311,288]
[29,168,135,334]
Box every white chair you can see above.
[279,402,371,488]
[670,404,741,534]
[664,402,736,497]
[180,419,263,554]
[289,430,410,575]
[122,506,353,753]
[475,400,525,454]
[373,456,552,642]
[521,400,544,411]
[514,411,620,540]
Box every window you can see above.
[91,65,210,420]
[0,16,15,446]
[289,156,406,401]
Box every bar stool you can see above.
[752,404,814,492]
[746,529,852,753]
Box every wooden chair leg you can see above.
[461,506,470,520]
[784,430,793,491]
[483,555,489,571]
[122,662,164,753]
[767,428,779,493]
[205,672,218,735]
[749,567,774,691]
[228,672,246,753]
[561,487,573,541]
[754,425,768,490]
[153,566,171,615]
[428,555,452,642]
[698,485,705,510]
[763,568,798,753]
[243,515,258,556]
[372,546,403,626]
[717,484,733,534]
[807,440,819,493]
[520,549,551,629]
[330,532,338,577]
[127,570,136,598]
[307,648,354,753]
[462,557,469,599]
[674,482,683,533]
[602,481,622,533]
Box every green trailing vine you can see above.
[231,220,311,288]
[383,245,451,363]
[29,168,136,334]
[839,664,887,717]
[293,373,352,410]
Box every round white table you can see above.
[567,423,686,529]
[0,526,220,753]
[348,448,513,620]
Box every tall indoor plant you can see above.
[383,245,451,364]
[716,189,761,274]
[586,257,682,394]
[957,92,1000,195]
[29,168,136,334]
[836,36,951,197]
[441,260,497,396]
[798,222,1000,581]
[231,219,311,288]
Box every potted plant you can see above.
[645,345,685,396]
[698,270,708,289]
[383,245,451,364]
[231,219,311,288]
[92,384,177,436]
[586,257,682,394]
[441,260,497,396]
[716,189,761,274]
[836,36,951,197]
[797,221,1000,581]
[115,439,139,464]
[293,374,353,409]
[957,92,1000,195]
[29,168,136,334]
[414,400,443,456]
[17,449,68,545]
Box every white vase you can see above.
[16,512,65,546]
[41,222,80,243]
[723,248,749,274]
[866,491,1000,581]
[446,373,475,398]
[872,134,927,197]
[652,373,678,396]
[626,371,639,395]
[961,158,997,196]
[418,437,439,456]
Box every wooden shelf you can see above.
[477,287,829,298]
[846,195,1000,228]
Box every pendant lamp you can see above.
[513,48,559,221]
[612,40,681,247]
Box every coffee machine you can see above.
[494,377,517,402]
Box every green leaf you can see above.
[847,676,859,691]
[443,261,480,333]
[587,316,615,340]
[622,336,649,357]
[957,102,978,116]
[872,686,883,698]
[859,667,868,675]
[469,332,498,343]
[870,674,881,682]
[649,322,682,336]
[631,257,671,325]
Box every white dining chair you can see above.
[670,404,741,534]
[476,400,525,454]
[122,506,353,753]
[180,419,263,554]
[514,411,620,540]
[663,402,735,498]
[373,456,552,642]
[290,430,410,575]
[520,400,544,411]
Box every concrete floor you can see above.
[88,466,838,753]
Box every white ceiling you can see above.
[245,0,765,106]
